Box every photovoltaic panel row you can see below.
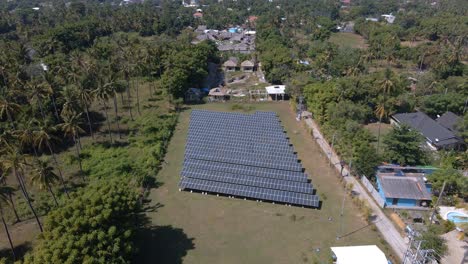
[188,126,286,139]
[183,159,308,183]
[185,138,295,153]
[189,119,285,132]
[185,145,298,163]
[187,134,291,149]
[187,131,290,145]
[181,167,314,194]
[185,149,303,172]
[185,143,297,160]
[180,177,320,207]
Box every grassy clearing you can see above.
[329,33,368,49]
[143,102,396,264]
[365,122,393,151]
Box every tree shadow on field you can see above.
[134,225,195,264]
[0,242,32,261]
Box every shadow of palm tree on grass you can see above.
[134,225,195,264]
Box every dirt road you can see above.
[302,112,407,261]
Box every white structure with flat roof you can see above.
[331,245,388,264]
[265,85,286,101]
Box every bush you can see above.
[22,178,141,264]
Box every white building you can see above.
[331,245,388,264]
[265,85,286,101]
[382,14,396,24]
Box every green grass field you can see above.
[328,33,368,50]
[365,122,393,152]
[141,102,395,264]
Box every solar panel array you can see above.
[179,110,320,208]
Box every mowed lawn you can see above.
[329,32,368,49]
[142,102,394,264]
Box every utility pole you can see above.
[429,181,446,226]
[329,133,336,166]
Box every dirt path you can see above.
[301,112,407,261]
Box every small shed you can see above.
[184,88,203,103]
[265,85,286,101]
[223,57,239,72]
[331,245,388,264]
[241,60,255,72]
[208,87,230,101]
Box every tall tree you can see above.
[60,112,85,180]
[34,122,69,198]
[0,184,16,260]
[0,97,21,129]
[93,83,113,143]
[383,125,428,166]
[31,159,60,207]
[1,150,43,232]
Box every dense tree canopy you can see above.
[383,125,428,166]
[22,179,141,264]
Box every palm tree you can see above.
[379,69,396,95]
[59,112,86,180]
[110,83,123,139]
[28,80,53,122]
[34,123,69,198]
[14,120,39,158]
[42,72,60,121]
[31,159,60,207]
[76,86,95,140]
[0,97,21,129]
[0,171,20,223]
[1,150,43,232]
[93,82,114,143]
[0,184,16,260]
[374,98,389,154]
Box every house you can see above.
[208,87,230,101]
[218,44,235,52]
[193,12,203,19]
[265,85,286,101]
[184,88,203,103]
[381,14,396,24]
[436,111,461,133]
[241,60,255,72]
[223,57,239,72]
[376,174,432,208]
[331,245,388,264]
[365,18,379,22]
[391,111,463,150]
[235,43,250,54]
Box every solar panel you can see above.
[179,110,320,208]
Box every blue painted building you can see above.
[376,175,432,208]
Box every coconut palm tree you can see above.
[31,159,60,207]
[59,112,86,180]
[93,82,114,143]
[34,122,69,198]
[374,98,389,154]
[0,171,20,223]
[379,68,396,95]
[14,120,39,158]
[28,80,52,122]
[0,97,21,129]
[1,150,43,232]
[76,86,95,140]
[42,72,61,121]
[0,184,16,260]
